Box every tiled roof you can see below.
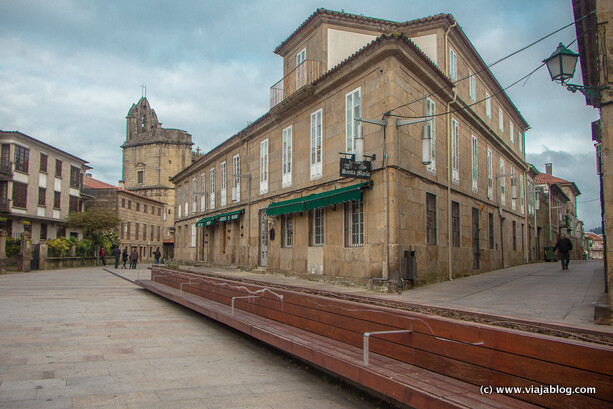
[83,176,164,204]
[534,173,572,185]
[584,232,603,241]
[163,237,174,244]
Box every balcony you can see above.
[0,197,9,212]
[0,159,12,181]
[270,60,322,108]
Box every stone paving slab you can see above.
[0,267,380,408]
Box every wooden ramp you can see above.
[137,268,613,409]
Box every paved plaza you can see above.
[0,267,380,409]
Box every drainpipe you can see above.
[445,19,457,281]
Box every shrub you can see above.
[75,238,94,257]
[5,237,20,257]
[48,237,72,257]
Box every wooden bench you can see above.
[138,269,613,408]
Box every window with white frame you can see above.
[426,98,436,174]
[471,135,478,192]
[527,178,534,215]
[260,139,268,194]
[469,73,476,101]
[309,207,324,246]
[451,118,459,184]
[511,167,516,210]
[200,173,206,211]
[310,109,322,180]
[192,177,197,213]
[345,199,364,247]
[509,121,514,144]
[281,214,293,248]
[184,180,189,216]
[296,48,306,89]
[520,173,525,214]
[220,161,227,206]
[499,108,504,132]
[209,168,216,209]
[485,92,491,119]
[449,48,457,81]
[232,154,240,202]
[500,158,506,205]
[519,132,523,152]
[191,224,196,247]
[282,126,292,188]
[345,88,360,153]
[177,186,182,218]
[487,148,493,200]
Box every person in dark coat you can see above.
[121,247,129,269]
[130,248,139,269]
[553,233,573,270]
[113,246,121,269]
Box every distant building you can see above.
[170,9,531,286]
[83,175,166,262]
[0,130,90,243]
[120,97,196,254]
[584,232,604,260]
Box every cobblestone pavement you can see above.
[0,267,380,409]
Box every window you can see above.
[38,187,46,206]
[143,224,147,241]
[519,132,523,153]
[345,199,364,247]
[489,213,494,249]
[144,204,147,213]
[40,223,47,240]
[487,148,493,200]
[40,153,48,172]
[296,48,306,89]
[520,174,525,214]
[135,223,139,240]
[511,167,516,210]
[451,119,459,184]
[12,182,27,208]
[191,224,196,247]
[528,179,534,215]
[220,162,227,206]
[69,195,79,212]
[55,159,62,177]
[260,139,268,194]
[232,155,240,202]
[345,88,361,153]
[485,93,491,119]
[500,159,506,205]
[469,73,476,101]
[128,200,131,210]
[512,221,517,251]
[136,202,140,212]
[122,198,125,208]
[151,224,154,241]
[200,173,206,211]
[452,201,460,247]
[425,98,436,173]
[281,214,293,248]
[14,145,29,173]
[498,108,504,132]
[192,177,197,213]
[426,193,437,245]
[509,121,514,144]
[449,48,457,81]
[53,191,61,209]
[310,109,323,179]
[177,186,182,218]
[126,222,131,240]
[184,180,189,215]
[137,170,144,184]
[471,136,478,192]
[309,208,324,246]
[157,226,161,242]
[282,126,292,188]
[210,168,216,209]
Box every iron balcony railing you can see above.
[0,159,12,176]
[270,60,322,108]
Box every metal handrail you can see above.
[270,60,322,108]
[363,330,412,367]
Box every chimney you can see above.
[545,163,552,175]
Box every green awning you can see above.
[195,209,244,227]
[266,181,372,216]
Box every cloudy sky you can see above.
[0,0,602,229]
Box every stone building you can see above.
[0,130,90,243]
[120,97,195,250]
[171,9,531,286]
[584,232,604,260]
[83,175,166,262]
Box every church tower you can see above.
[121,97,194,241]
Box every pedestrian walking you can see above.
[130,248,139,269]
[153,247,161,265]
[553,233,573,270]
[113,247,121,269]
[99,247,106,266]
[122,247,129,269]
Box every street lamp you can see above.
[543,42,608,98]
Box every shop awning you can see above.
[266,181,372,216]
[195,209,244,227]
